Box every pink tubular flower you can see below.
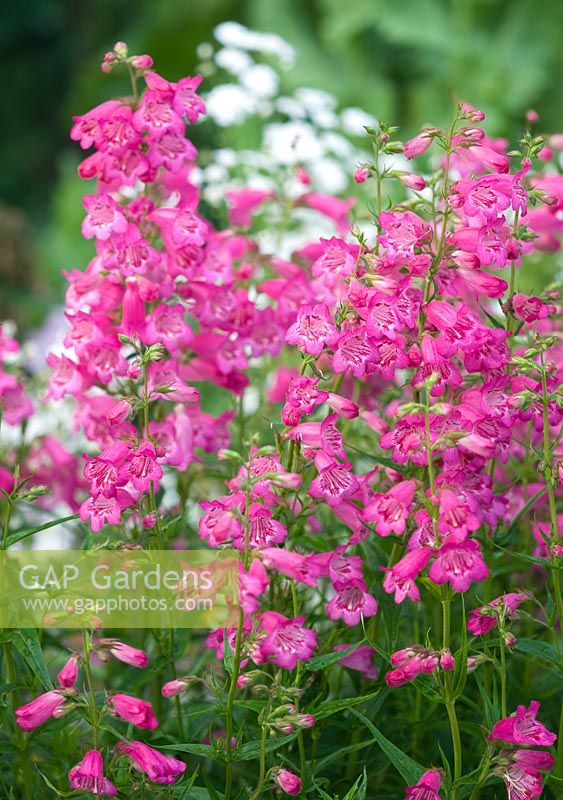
[403,129,439,159]
[82,194,127,241]
[272,767,302,796]
[57,654,79,688]
[364,480,416,536]
[108,693,158,729]
[258,612,317,669]
[428,539,488,593]
[490,701,557,746]
[334,644,377,679]
[161,677,192,697]
[116,740,186,784]
[405,769,442,800]
[226,188,274,227]
[125,441,163,493]
[382,547,433,603]
[16,690,67,731]
[68,750,117,796]
[285,303,339,355]
[309,454,359,507]
[99,639,148,668]
[326,581,378,626]
[467,592,529,636]
[354,167,370,183]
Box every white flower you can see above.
[205,84,258,126]
[309,158,348,193]
[341,107,376,136]
[240,64,279,99]
[275,97,306,119]
[214,22,295,67]
[215,47,253,75]
[263,121,324,164]
[295,87,337,112]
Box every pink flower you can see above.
[99,639,148,668]
[382,547,433,603]
[226,188,274,227]
[403,129,439,159]
[309,454,359,507]
[79,491,129,532]
[108,693,158,729]
[429,539,488,593]
[285,303,339,355]
[467,592,529,636]
[273,767,302,796]
[173,75,206,123]
[16,690,67,731]
[405,769,441,800]
[125,441,163,493]
[364,480,416,536]
[490,701,557,746]
[326,581,377,626]
[258,612,317,669]
[116,740,186,784]
[82,194,127,241]
[512,294,556,323]
[161,677,191,697]
[334,644,377,679]
[57,654,79,688]
[354,167,370,183]
[68,750,117,797]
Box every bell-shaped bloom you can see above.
[82,194,127,241]
[309,453,359,508]
[116,740,186,784]
[68,750,117,796]
[272,767,302,796]
[490,701,557,747]
[285,303,339,355]
[429,539,488,593]
[383,547,433,603]
[258,612,317,670]
[326,581,377,626]
[57,654,79,688]
[467,592,529,636]
[98,639,148,668]
[16,690,67,731]
[125,441,163,493]
[364,480,416,537]
[334,644,377,679]
[405,769,441,800]
[108,693,158,729]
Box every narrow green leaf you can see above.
[305,642,363,671]
[515,638,563,671]
[310,689,380,720]
[349,708,425,784]
[11,629,53,690]
[6,514,79,547]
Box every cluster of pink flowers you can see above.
[1,39,561,800]
[16,637,186,792]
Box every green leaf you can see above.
[10,629,53,690]
[453,596,468,699]
[349,708,425,784]
[162,743,225,762]
[223,630,234,676]
[6,514,79,547]
[515,638,563,671]
[342,770,368,800]
[36,768,74,797]
[305,642,363,671]
[237,732,298,761]
[310,689,380,720]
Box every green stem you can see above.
[224,607,244,800]
[82,629,100,749]
[249,724,268,800]
[3,642,34,795]
[499,637,507,718]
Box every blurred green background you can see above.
[2,0,562,330]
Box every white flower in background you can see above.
[214,21,295,68]
[240,64,279,98]
[341,107,376,136]
[215,47,253,75]
[205,84,258,126]
[263,121,325,164]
